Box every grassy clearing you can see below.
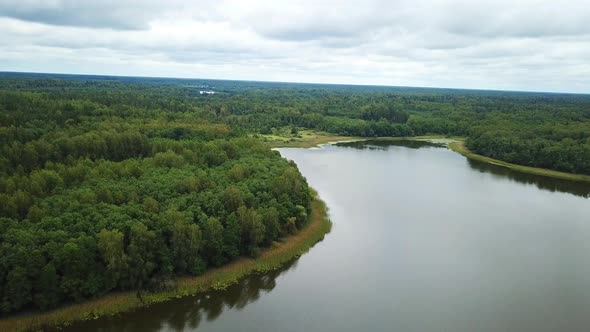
[257,129,362,148]
[0,192,332,332]
[449,140,590,183]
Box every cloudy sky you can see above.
[1,0,589,93]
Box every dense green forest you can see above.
[0,75,313,314]
[1,72,589,314]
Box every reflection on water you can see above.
[335,139,445,150]
[467,159,590,198]
[60,259,300,332]
[340,139,590,198]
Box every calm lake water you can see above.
[65,140,590,332]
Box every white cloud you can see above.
[0,0,588,93]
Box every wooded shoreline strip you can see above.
[448,140,590,183]
[0,193,332,332]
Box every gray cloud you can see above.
[0,0,180,29]
[0,0,588,93]
[440,3,590,38]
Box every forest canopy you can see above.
[0,77,312,314]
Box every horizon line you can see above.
[1,70,588,96]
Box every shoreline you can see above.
[448,140,590,183]
[0,192,332,332]
[270,133,590,183]
[259,129,364,149]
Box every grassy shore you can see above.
[449,140,590,183]
[0,192,332,332]
[363,135,461,145]
[263,131,461,149]
[268,129,590,183]
[258,129,362,148]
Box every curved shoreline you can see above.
[448,140,590,183]
[0,192,332,332]
[270,133,590,184]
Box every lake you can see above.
[64,140,590,332]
